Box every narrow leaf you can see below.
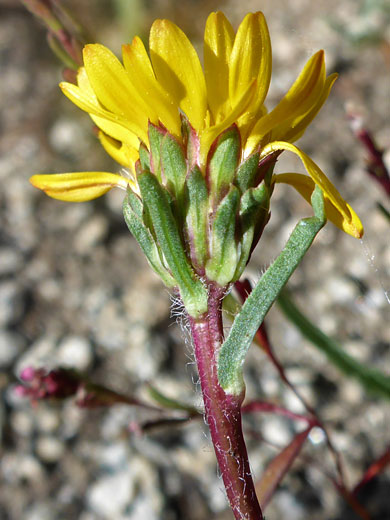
[256,428,311,508]
[218,187,326,394]
[353,447,390,495]
[277,290,390,400]
[148,386,198,414]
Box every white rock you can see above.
[262,416,291,446]
[0,330,24,367]
[0,247,23,275]
[74,215,108,254]
[1,453,44,483]
[275,490,305,520]
[22,503,53,520]
[87,470,135,517]
[14,335,57,376]
[0,281,21,328]
[35,407,60,433]
[57,335,93,371]
[127,495,159,520]
[49,117,88,155]
[10,410,35,437]
[326,276,356,303]
[36,436,65,463]
[99,441,129,470]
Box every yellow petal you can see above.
[150,19,207,132]
[98,131,139,173]
[246,50,325,153]
[229,12,272,111]
[30,172,129,202]
[262,141,363,237]
[76,66,96,97]
[273,73,338,143]
[122,36,155,80]
[273,173,364,238]
[122,37,181,137]
[91,113,140,150]
[200,78,257,165]
[83,44,150,142]
[204,11,235,122]
[60,81,141,145]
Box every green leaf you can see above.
[256,428,311,508]
[123,192,175,287]
[206,185,240,286]
[148,386,197,414]
[185,166,208,269]
[377,202,390,223]
[218,186,327,395]
[207,125,240,206]
[277,290,390,400]
[138,172,208,317]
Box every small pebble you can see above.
[0,330,24,367]
[87,470,135,516]
[36,436,65,463]
[57,335,93,371]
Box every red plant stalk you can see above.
[234,279,347,488]
[188,283,263,520]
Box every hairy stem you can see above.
[188,283,263,520]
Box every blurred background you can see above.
[0,0,389,518]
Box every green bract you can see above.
[122,122,275,317]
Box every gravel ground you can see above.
[1,1,389,519]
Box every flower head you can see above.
[30,11,362,239]
[30,12,363,314]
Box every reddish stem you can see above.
[188,283,263,520]
[353,446,390,496]
[348,112,390,197]
[235,280,347,488]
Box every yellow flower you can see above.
[30,11,363,238]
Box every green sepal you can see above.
[125,188,143,217]
[185,166,208,270]
[206,185,240,286]
[235,152,260,193]
[233,184,270,280]
[123,191,175,288]
[160,132,187,206]
[148,122,165,182]
[218,186,327,395]
[207,125,241,206]
[181,114,200,170]
[138,172,208,317]
[138,142,151,172]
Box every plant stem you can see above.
[188,283,263,520]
